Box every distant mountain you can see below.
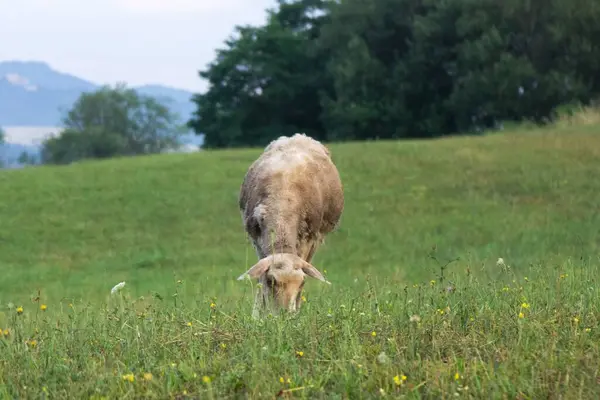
[0,61,197,126]
[0,142,40,168]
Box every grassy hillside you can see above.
[1,125,599,398]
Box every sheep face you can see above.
[237,253,330,314]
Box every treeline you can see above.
[188,0,600,148]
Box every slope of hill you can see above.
[1,125,600,398]
[0,60,196,126]
[1,126,599,299]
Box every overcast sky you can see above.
[0,0,276,92]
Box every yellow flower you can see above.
[186,321,192,327]
[521,303,530,309]
[430,280,436,286]
[210,302,216,309]
[560,273,568,279]
[202,375,211,384]
[371,331,377,337]
[220,343,227,349]
[40,304,47,311]
[501,287,509,292]
[296,350,304,357]
[279,377,284,383]
[143,372,153,381]
[585,328,591,333]
[27,339,37,348]
[301,295,307,302]
[518,312,525,319]
[16,306,23,314]
[393,374,407,385]
[454,372,461,380]
[573,316,580,324]
[122,373,134,382]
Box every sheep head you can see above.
[237,253,330,314]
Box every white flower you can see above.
[110,281,126,295]
[496,258,505,267]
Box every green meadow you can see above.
[1,123,599,399]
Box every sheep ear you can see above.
[237,257,272,281]
[300,261,331,284]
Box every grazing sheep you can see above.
[237,133,344,317]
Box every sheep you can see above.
[236,133,344,317]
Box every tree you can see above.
[41,84,186,165]
[188,0,334,149]
[189,0,600,147]
[17,151,38,166]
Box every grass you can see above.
[1,123,600,398]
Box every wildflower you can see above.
[177,279,183,284]
[210,302,216,309]
[186,321,192,327]
[122,373,135,382]
[560,273,568,279]
[279,377,284,383]
[585,328,591,333]
[409,315,421,323]
[496,258,505,267]
[143,372,153,381]
[430,280,436,286]
[220,343,227,349]
[518,312,525,319]
[202,376,211,384]
[524,276,529,282]
[371,331,377,337]
[110,281,126,295]
[521,303,530,309]
[454,372,461,380]
[573,316,580,324]
[295,350,304,357]
[301,295,307,302]
[40,304,47,311]
[393,374,408,386]
[3,329,8,336]
[379,388,386,396]
[501,287,509,292]
[437,308,445,315]
[16,306,23,314]
[27,339,37,348]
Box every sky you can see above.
[0,0,276,92]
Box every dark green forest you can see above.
[188,0,600,148]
